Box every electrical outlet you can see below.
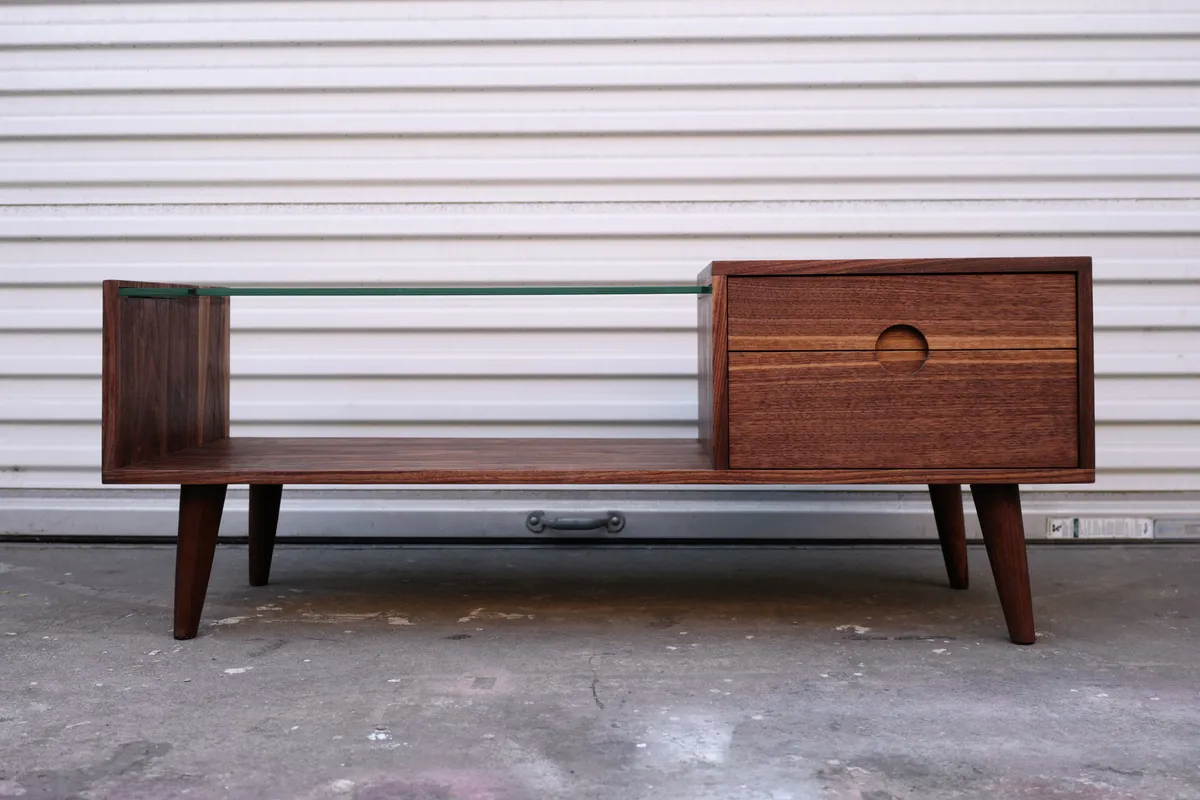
[1047,517,1154,539]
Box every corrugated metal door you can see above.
[1,2,1198,537]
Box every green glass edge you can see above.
[118,285,712,298]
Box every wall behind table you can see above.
[1,1,1197,536]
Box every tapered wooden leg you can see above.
[248,484,283,587]
[175,484,227,640]
[929,484,969,590]
[970,484,1035,645]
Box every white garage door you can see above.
[1,1,1198,538]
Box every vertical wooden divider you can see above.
[698,275,729,469]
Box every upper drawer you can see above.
[727,273,1077,351]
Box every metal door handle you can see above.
[525,511,625,534]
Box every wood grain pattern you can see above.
[102,437,1092,485]
[248,484,283,587]
[971,483,1036,645]
[102,281,229,475]
[929,485,969,590]
[174,484,227,640]
[1076,263,1096,470]
[729,350,1079,469]
[697,275,729,468]
[727,274,1077,351]
[709,257,1091,277]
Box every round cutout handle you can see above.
[875,324,929,375]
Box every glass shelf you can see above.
[119,285,711,298]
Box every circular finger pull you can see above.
[875,324,929,375]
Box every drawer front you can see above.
[728,274,1077,351]
[728,350,1079,469]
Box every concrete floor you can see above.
[0,543,1198,800]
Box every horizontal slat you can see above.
[0,349,696,379]
[3,85,1197,141]
[0,256,705,285]
[3,0,1192,24]
[1096,292,1200,327]
[2,201,1197,239]
[6,133,1197,160]
[6,377,1200,423]
[0,312,697,334]
[12,181,1199,205]
[1097,379,1200,422]
[7,39,1200,72]
[6,85,1190,111]
[0,305,698,332]
[0,358,691,378]
[11,61,1200,93]
[1094,331,1200,376]
[9,154,1196,184]
[5,152,1198,204]
[6,102,1197,138]
[7,329,697,351]
[5,13,1200,47]
[1097,427,1200,469]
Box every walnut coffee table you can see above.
[102,258,1094,642]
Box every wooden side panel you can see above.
[697,286,714,462]
[728,274,1077,351]
[728,350,1079,469]
[1076,262,1096,471]
[697,275,729,468]
[102,281,230,476]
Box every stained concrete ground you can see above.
[0,542,1198,800]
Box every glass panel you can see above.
[118,285,711,298]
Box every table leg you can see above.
[971,483,1036,645]
[929,484,969,590]
[174,484,227,640]
[249,484,283,587]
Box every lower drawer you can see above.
[728,350,1079,470]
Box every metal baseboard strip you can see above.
[1,488,1197,541]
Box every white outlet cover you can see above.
[1047,518,1155,539]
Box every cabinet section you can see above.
[728,349,1079,469]
[727,274,1077,351]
